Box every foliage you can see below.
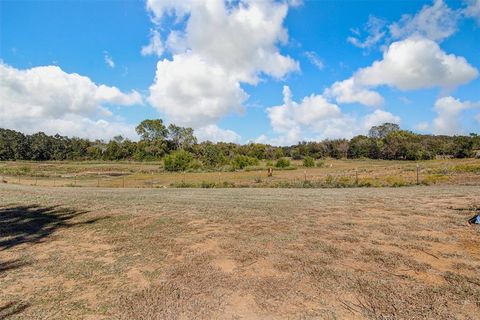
[275,158,291,168]
[1,121,479,164]
[303,156,315,167]
[136,119,168,141]
[232,155,259,169]
[163,150,194,172]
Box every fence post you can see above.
[355,168,359,186]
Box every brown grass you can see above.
[0,158,479,188]
[0,184,479,319]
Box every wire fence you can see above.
[0,165,444,189]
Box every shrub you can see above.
[275,158,290,168]
[163,150,193,171]
[232,155,259,170]
[316,160,325,168]
[303,156,315,167]
[200,181,216,188]
[188,159,203,171]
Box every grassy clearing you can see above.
[1,184,479,319]
[0,158,479,188]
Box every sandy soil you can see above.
[1,184,479,319]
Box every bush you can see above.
[232,155,259,170]
[200,181,216,188]
[303,156,315,167]
[316,160,325,168]
[188,159,203,171]
[163,150,193,171]
[275,158,290,168]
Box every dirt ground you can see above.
[1,184,479,319]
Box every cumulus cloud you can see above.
[0,63,141,140]
[363,109,401,130]
[148,53,247,127]
[261,86,400,145]
[325,78,384,108]
[141,29,164,57]
[104,51,115,68]
[145,0,299,142]
[431,96,474,135]
[328,37,478,106]
[195,124,241,143]
[355,37,478,90]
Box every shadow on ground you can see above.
[0,301,30,319]
[0,205,105,251]
[0,205,108,318]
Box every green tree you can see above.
[136,119,168,141]
[167,124,197,151]
[368,123,400,139]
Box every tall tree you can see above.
[369,123,400,139]
[167,124,197,150]
[136,119,168,141]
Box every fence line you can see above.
[0,167,434,189]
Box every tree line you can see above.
[0,121,479,170]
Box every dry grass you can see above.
[0,158,479,188]
[0,184,479,319]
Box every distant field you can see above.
[0,158,479,188]
[1,184,479,319]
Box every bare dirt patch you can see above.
[0,184,479,319]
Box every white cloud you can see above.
[347,15,387,49]
[415,121,430,131]
[195,124,241,143]
[389,0,458,42]
[145,0,299,142]
[0,63,141,140]
[104,51,115,68]
[348,0,460,51]
[355,37,478,90]
[362,109,401,130]
[148,53,247,128]
[325,78,384,107]
[304,51,324,70]
[329,37,478,107]
[432,96,473,135]
[464,0,480,23]
[141,29,164,57]
[261,86,400,145]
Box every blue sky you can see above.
[0,0,479,144]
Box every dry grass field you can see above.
[1,183,479,319]
[1,158,480,188]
